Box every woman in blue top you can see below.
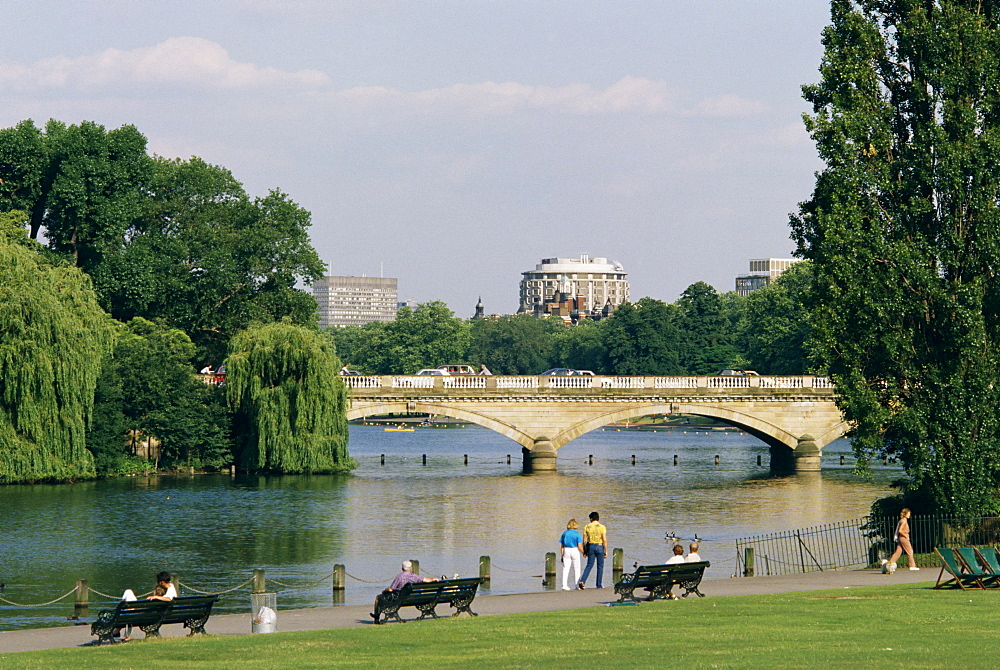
[559,519,584,591]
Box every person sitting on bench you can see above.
[371,561,438,620]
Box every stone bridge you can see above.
[343,374,847,473]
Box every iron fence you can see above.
[735,515,1000,576]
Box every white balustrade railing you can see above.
[444,376,487,389]
[654,377,698,389]
[812,377,834,389]
[759,376,801,389]
[601,376,646,389]
[707,376,751,389]
[546,376,593,389]
[343,375,382,389]
[496,376,539,389]
[392,376,435,389]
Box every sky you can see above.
[0,1,833,316]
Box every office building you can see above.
[313,275,398,328]
[735,258,798,296]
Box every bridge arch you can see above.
[346,401,537,449]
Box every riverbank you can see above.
[0,568,932,654]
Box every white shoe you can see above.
[562,586,571,590]
[880,559,888,574]
[909,566,920,571]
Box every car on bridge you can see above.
[540,368,595,376]
[715,368,759,376]
[434,364,477,375]
[415,368,450,376]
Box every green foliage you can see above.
[467,315,564,374]
[550,319,607,372]
[601,298,684,374]
[228,321,353,474]
[736,261,815,374]
[792,1,1000,518]
[675,282,741,374]
[0,239,115,482]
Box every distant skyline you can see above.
[0,1,832,315]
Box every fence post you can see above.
[544,552,556,585]
[479,555,491,583]
[612,548,623,581]
[743,548,755,577]
[75,578,88,614]
[332,564,345,592]
[253,569,266,594]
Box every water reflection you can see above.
[0,425,898,630]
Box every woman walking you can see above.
[883,508,918,573]
[559,519,584,591]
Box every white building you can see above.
[313,276,398,328]
[519,255,629,318]
[735,258,798,296]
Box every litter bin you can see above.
[251,592,277,633]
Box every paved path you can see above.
[0,568,934,655]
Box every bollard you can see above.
[840,455,845,465]
[74,578,89,615]
[506,454,511,465]
[757,454,762,466]
[479,555,491,583]
[411,559,420,576]
[380,454,385,466]
[715,455,720,466]
[674,455,679,466]
[422,454,427,466]
[612,548,623,581]
[464,454,468,465]
[631,454,636,466]
[544,552,556,585]
[744,548,755,577]
[588,455,593,465]
[332,564,345,592]
[253,569,266,594]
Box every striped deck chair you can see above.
[955,547,1000,588]
[934,548,983,590]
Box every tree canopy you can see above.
[792,1,1000,517]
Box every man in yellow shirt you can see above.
[578,511,608,589]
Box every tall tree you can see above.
[736,261,814,374]
[675,283,740,374]
[0,237,115,482]
[467,314,564,374]
[228,321,353,474]
[601,298,684,375]
[791,1,1000,517]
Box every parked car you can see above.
[539,368,593,376]
[434,364,477,375]
[715,368,759,376]
[415,368,450,376]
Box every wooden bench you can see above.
[373,577,484,624]
[614,561,710,603]
[90,595,220,644]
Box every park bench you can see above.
[614,561,710,603]
[373,577,484,624]
[90,594,220,644]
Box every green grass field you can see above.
[5,582,996,669]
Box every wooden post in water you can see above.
[332,564,345,592]
[544,552,556,585]
[612,548,624,581]
[743,548,755,577]
[75,578,88,615]
[464,454,468,465]
[411,559,420,576]
[479,555,491,583]
[757,455,762,466]
[380,454,385,466]
[588,455,593,465]
[840,455,845,465]
[253,569,266,594]
[422,454,427,465]
[674,455,679,466]
[715,455,720,466]
[631,455,636,466]
[506,454,511,464]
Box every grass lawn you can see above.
[5,581,997,669]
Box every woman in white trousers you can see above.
[559,519,584,590]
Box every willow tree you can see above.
[0,236,115,483]
[228,321,353,473]
[791,1,1000,517]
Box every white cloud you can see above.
[0,37,329,91]
[690,94,769,117]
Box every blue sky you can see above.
[0,1,832,315]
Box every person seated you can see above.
[371,561,438,622]
[199,365,214,374]
[666,544,686,564]
[147,571,176,601]
[686,541,702,562]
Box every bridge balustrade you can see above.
[601,376,646,389]
[391,376,435,389]
[340,374,835,392]
[496,376,539,389]
[545,376,593,389]
[444,376,487,389]
[653,377,698,389]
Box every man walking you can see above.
[578,511,608,589]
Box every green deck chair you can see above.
[975,547,1000,576]
[934,548,983,590]
[955,547,1000,588]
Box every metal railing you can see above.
[735,514,1000,576]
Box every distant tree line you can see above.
[0,119,352,483]
[329,265,816,377]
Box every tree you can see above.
[228,321,353,474]
[0,238,115,482]
[736,261,814,374]
[91,156,325,364]
[675,283,740,374]
[791,1,1000,517]
[0,119,152,270]
[467,314,564,374]
[601,298,684,375]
